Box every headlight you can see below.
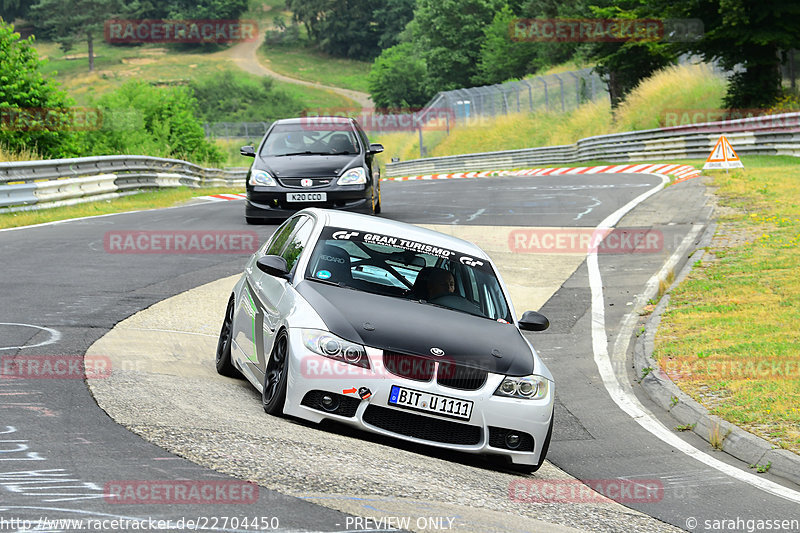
[494,375,549,400]
[301,329,370,368]
[249,170,277,187]
[337,167,366,185]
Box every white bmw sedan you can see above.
[216,208,554,471]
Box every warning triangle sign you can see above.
[703,135,744,169]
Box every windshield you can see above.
[260,123,361,157]
[304,227,512,323]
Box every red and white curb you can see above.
[382,163,701,183]
[194,193,247,202]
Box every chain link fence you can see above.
[408,68,608,157]
[203,121,272,141]
[422,68,607,121]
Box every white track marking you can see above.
[0,200,217,233]
[0,323,61,351]
[587,175,800,504]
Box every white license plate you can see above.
[388,385,473,421]
[287,192,326,202]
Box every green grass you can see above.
[0,187,243,229]
[271,79,356,110]
[33,40,354,111]
[257,41,372,94]
[653,157,800,453]
[215,138,260,167]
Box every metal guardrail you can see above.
[385,112,800,177]
[4,112,798,211]
[0,155,247,212]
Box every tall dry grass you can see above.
[380,62,728,164]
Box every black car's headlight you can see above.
[337,167,366,185]
[249,170,277,187]
[494,375,549,400]
[301,329,370,368]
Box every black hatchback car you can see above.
[240,117,384,224]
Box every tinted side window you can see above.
[281,217,314,273]
[265,217,301,256]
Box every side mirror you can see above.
[256,255,289,278]
[518,310,549,332]
[240,145,256,157]
[369,143,384,154]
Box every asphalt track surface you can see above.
[1,174,798,532]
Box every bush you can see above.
[368,42,429,109]
[190,70,303,123]
[87,80,223,164]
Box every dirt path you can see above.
[220,29,372,109]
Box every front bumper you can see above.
[282,329,555,466]
[246,188,371,219]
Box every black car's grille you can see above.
[363,405,482,445]
[383,352,435,382]
[436,362,488,390]
[277,177,333,189]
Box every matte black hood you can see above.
[296,280,535,376]
[257,154,358,178]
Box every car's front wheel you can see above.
[374,183,382,215]
[215,296,241,377]
[262,330,289,415]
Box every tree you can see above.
[30,0,123,72]
[368,42,430,108]
[474,5,540,85]
[0,0,31,21]
[373,0,416,51]
[648,0,800,109]
[0,21,82,157]
[577,2,677,107]
[122,0,249,19]
[519,0,590,72]
[286,0,380,60]
[410,0,505,93]
[316,0,379,59]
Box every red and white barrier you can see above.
[382,163,701,183]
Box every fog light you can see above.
[505,432,522,449]
[320,394,339,412]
